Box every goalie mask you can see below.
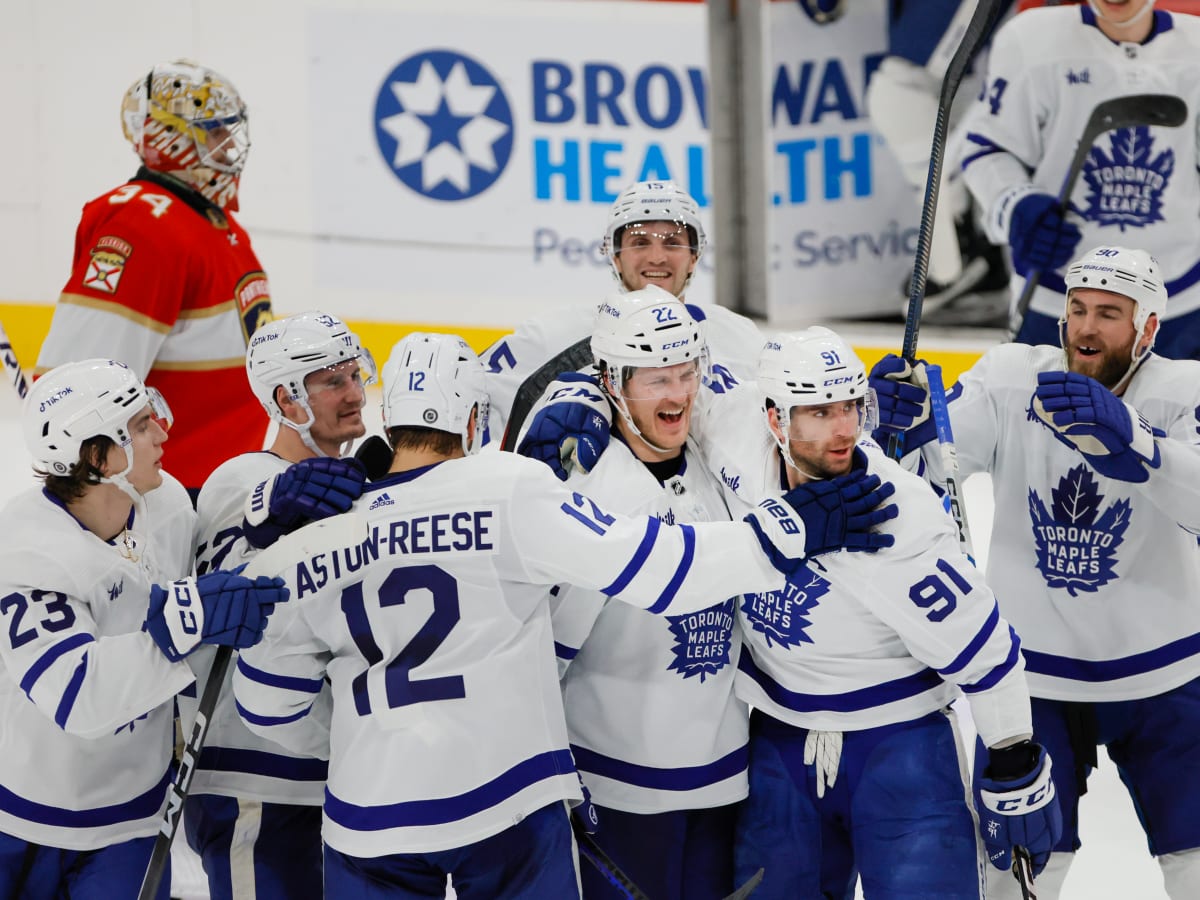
[591,285,708,453]
[757,327,877,480]
[121,59,250,210]
[1062,245,1165,389]
[247,311,376,457]
[381,332,490,456]
[25,358,172,499]
[602,181,706,297]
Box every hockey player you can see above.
[961,1,1200,358]
[37,60,273,496]
[550,292,748,898]
[524,329,1061,897]
[871,244,1200,898]
[0,359,286,900]
[233,331,897,899]
[185,313,372,899]
[800,0,1015,323]
[481,180,764,445]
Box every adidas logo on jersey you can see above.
[369,492,395,510]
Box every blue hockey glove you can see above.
[1032,371,1160,483]
[796,0,845,24]
[145,571,289,662]
[868,354,937,450]
[517,373,612,480]
[243,456,367,548]
[977,741,1062,876]
[745,471,897,575]
[1008,192,1082,275]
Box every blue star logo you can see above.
[373,50,514,201]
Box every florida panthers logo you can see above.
[1081,127,1173,230]
[665,598,736,682]
[1029,465,1131,596]
[740,565,828,650]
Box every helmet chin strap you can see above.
[99,445,150,525]
[1087,0,1155,26]
[1057,316,1153,396]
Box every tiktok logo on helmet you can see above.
[373,50,515,201]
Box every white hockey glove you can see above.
[1032,371,1160,483]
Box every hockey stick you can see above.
[137,511,370,900]
[922,365,1040,899]
[887,0,1007,459]
[0,320,29,399]
[1007,93,1188,340]
[571,813,764,899]
[499,336,593,451]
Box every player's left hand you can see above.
[796,0,845,24]
[976,741,1062,876]
[517,373,612,480]
[1032,371,1160,482]
[243,457,368,548]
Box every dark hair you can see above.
[38,435,115,503]
[386,426,461,457]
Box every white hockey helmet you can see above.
[121,59,250,209]
[24,358,171,478]
[602,181,706,294]
[248,312,375,413]
[381,332,490,455]
[757,327,877,445]
[1063,245,1165,350]
[591,285,708,397]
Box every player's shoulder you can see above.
[202,451,287,491]
[1163,9,1200,42]
[147,469,193,513]
[972,342,1059,383]
[0,489,101,581]
[1131,353,1200,400]
[991,5,1080,57]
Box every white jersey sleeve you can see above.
[233,452,789,856]
[932,344,1200,701]
[0,482,197,850]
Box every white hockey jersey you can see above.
[554,441,748,814]
[0,476,197,850]
[962,7,1200,320]
[481,300,764,440]
[693,387,1032,748]
[920,344,1200,702]
[233,452,792,858]
[187,451,328,804]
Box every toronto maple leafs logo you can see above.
[1081,127,1173,230]
[373,50,514,201]
[665,598,736,682]
[740,566,829,650]
[1028,465,1131,596]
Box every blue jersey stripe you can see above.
[570,743,747,792]
[1024,630,1200,683]
[739,651,943,713]
[646,524,696,615]
[20,633,93,698]
[940,603,1000,678]
[235,698,313,727]
[198,746,328,782]
[324,748,576,831]
[0,768,169,829]
[961,627,1021,694]
[54,655,88,729]
[555,642,579,661]
[236,656,324,694]
[600,518,660,596]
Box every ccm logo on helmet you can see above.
[823,376,854,386]
[662,339,691,350]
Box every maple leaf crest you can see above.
[1080,126,1174,230]
[740,566,828,651]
